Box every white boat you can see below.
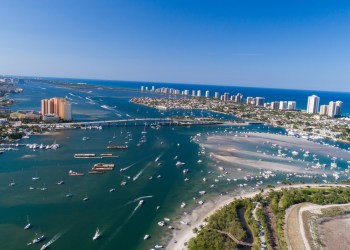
[33,235,45,244]
[157,221,165,227]
[180,202,186,208]
[56,180,64,185]
[138,200,144,206]
[32,176,40,181]
[9,179,15,186]
[155,244,163,249]
[180,220,188,225]
[109,188,116,192]
[24,216,31,230]
[164,218,170,222]
[83,195,89,201]
[144,234,150,240]
[93,227,101,240]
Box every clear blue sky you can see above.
[1,0,350,91]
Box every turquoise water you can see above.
[1,79,350,249]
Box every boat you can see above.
[32,235,45,244]
[32,176,40,181]
[9,179,15,186]
[74,153,96,158]
[107,145,128,149]
[155,244,163,249]
[82,137,89,141]
[144,234,150,240]
[24,216,31,230]
[138,200,144,206]
[100,153,113,157]
[83,195,89,201]
[180,202,186,208]
[66,193,73,198]
[56,180,64,185]
[157,221,165,227]
[68,170,84,176]
[109,188,116,192]
[92,228,101,240]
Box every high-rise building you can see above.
[255,97,265,107]
[223,92,229,101]
[234,93,243,103]
[197,90,201,97]
[271,102,279,110]
[151,86,155,91]
[279,101,288,110]
[335,101,343,117]
[246,97,254,105]
[287,101,296,110]
[41,97,72,121]
[192,90,196,96]
[319,105,328,116]
[141,86,144,91]
[205,90,210,98]
[307,95,320,114]
[328,101,336,118]
[214,92,219,98]
[184,90,189,95]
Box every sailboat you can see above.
[92,227,101,240]
[24,216,31,230]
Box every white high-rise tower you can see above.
[307,95,320,114]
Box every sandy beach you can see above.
[167,184,350,250]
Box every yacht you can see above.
[157,221,165,227]
[143,234,150,240]
[93,227,101,240]
[180,202,186,208]
[109,188,116,192]
[56,180,64,185]
[9,179,15,187]
[138,200,144,206]
[32,176,40,181]
[33,235,45,244]
[83,195,89,201]
[24,216,31,230]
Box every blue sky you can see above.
[1,0,350,91]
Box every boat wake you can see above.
[100,201,144,249]
[101,105,117,111]
[40,233,62,250]
[125,195,154,206]
[132,162,152,181]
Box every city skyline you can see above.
[1,1,350,91]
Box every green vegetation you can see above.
[188,186,350,250]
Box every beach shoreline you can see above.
[166,183,350,250]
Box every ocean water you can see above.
[1,78,350,249]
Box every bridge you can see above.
[25,117,224,128]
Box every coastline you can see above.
[166,183,350,250]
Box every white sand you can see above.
[167,184,350,250]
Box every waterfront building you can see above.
[270,101,279,110]
[145,86,148,91]
[320,105,328,116]
[335,101,343,117]
[214,92,219,98]
[255,97,265,107]
[151,86,155,91]
[223,92,229,101]
[184,90,189,95]
[192,90,196,96]
[140,86,144,92]
[197,90,201,97]
[246,96,254,105]
[287,101,296,110]
[10,110,41,120]
[328,101,337,118]
[279,101,288,110]
[41,98,72,121]
[234,93,243,103]
[205,90,210,98]
[307,95,320,114]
